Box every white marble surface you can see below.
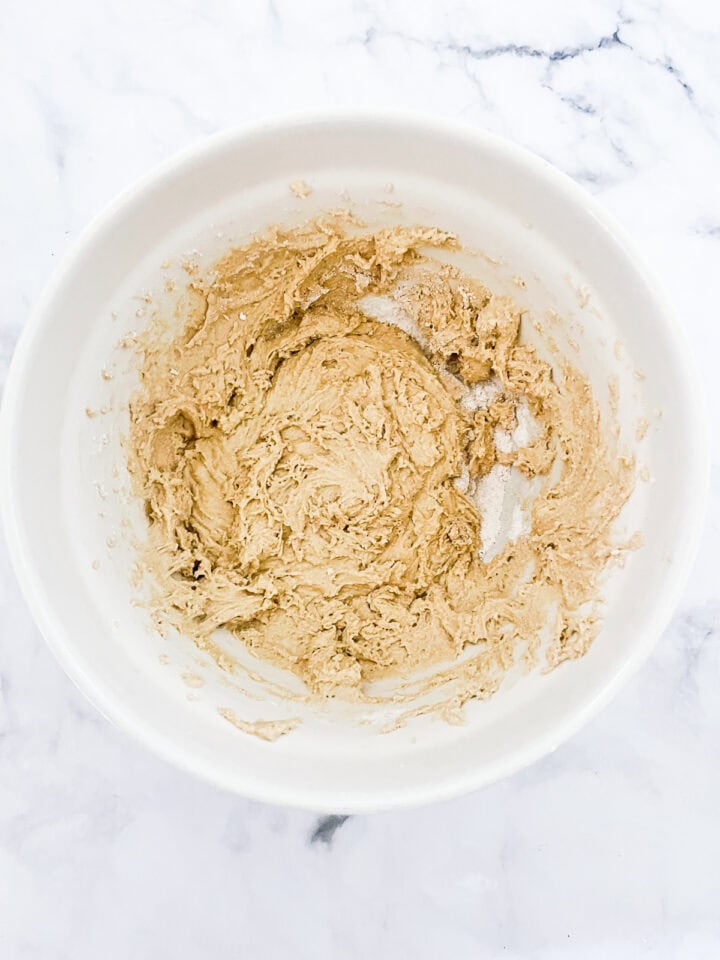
[2,0,720,956]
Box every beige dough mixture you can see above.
[128,213,635,704]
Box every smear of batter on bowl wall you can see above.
[127,211,636,722]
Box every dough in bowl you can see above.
[128,213,635,705]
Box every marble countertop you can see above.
[2,0,719,956]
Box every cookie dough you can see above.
[128,214,634,701]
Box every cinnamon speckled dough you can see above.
[129,215,634,701]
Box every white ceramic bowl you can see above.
[1,114,708,812]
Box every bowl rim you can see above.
[0,110,710,812]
